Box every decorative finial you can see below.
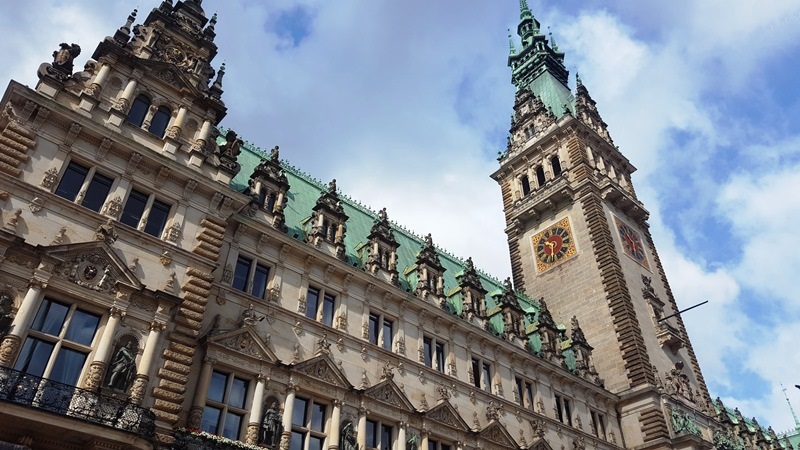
[576,72,582,86]
[548,27,559,51]
[508,29,516,55]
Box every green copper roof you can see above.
[227,135,577,370]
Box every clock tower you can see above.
[492,2,713,447]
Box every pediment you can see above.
[47,241,142,295]
[293,354,352,389]
[206,327,278,363]
[527,439,554,450]
[480,421,518,448]
[138,59,204,97]
[424,400,470,432]
[363,379,414,411]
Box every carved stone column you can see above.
[398,422,406,450]
[356,406,367,450]
[246,375,267,445]
[115,78,138,112]
[0,279,45,367]
[129,320,166,405]
[166,106,188,140]
[280,382,298,450]
[420,428,429,450]
[188,357,216,429]
[83,305,125,391]
[328,399,342,450]
[86,63,111,98]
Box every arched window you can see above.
[536,166,546,186]
[148,106,171,138]
[521,175,531,196]
[552,156,562,177]
[127,95,150,127]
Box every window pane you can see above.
[292,397,308,427]
[148,106,171,137]
[442,445,451,450]
[207,371,227,403]
[482,363,491,392]
[14,338,54,376]
[305,288,319,320]
[368,314,379,345]
[229,377,248,409]
[120,190,148,229]
[309,436,324,450]
[428,441,437,450]
[423,338,432,367]
[382,319,393,351]
[201,406,221,434]
[380,425,392,450]
[223,411,243,439]
[471,359,480,388]
[64,309,100,345]
[321,294,335,326]
[55,162,88,201]
[311,402,326,431]
[252,264,270,299]
[366,420,377,448]
[127,96,150,127]
[81,172,113,212]
[232,256,252,292]
[290,431,305,450]
[49,347,88,385]
[436,343,445,373]
[144,198,171,237]
[31,299,69,336]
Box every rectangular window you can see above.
[201,371,249,440]
[367,312,394,352]
[291,396,328,450]
[429,440,453,450]
[232,255,272,299]
[305,287,335,327]
[472,357,492,393]
[14,298,100,386]
[590,410,607,439]
[54,161,113,212]
[120,188,172,238]
[555,394,573,426]
[515,376,534,409]
[365,420,392,450]
[423,336,446,373]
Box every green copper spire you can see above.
[508,29,517,55]
[516,0,539,47]
[548,27,559,52]
[519,0,532,19]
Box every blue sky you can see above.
[1,0,799,434]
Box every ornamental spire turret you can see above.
[508,29,516,56]
[516,0,539,48]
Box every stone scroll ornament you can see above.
[38,43,82,81]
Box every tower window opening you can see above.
[536,166,546,186]
[127,95,150,127]
[552,156,562,177]
[521,175,531,196]
[148,106,171,138]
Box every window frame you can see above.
[201,370,250,441]
[471,356,493,393]
[554,393,573,426]
[305,286,336,327]
[148,105,172,138]
[422,335,447,374]
[127,94,151,127]
[590,409,607,439]
[119,187,173,239]
[365,418,393,450]
[232,254,272,300]
[54,160,115,213]
[514,375,534,410]
[428,438,453,450]
[13,297,102,386]
[290,395,328,450]
[367,311,394,352]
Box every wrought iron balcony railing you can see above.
[0,366,155,438]
[173,428,265,450]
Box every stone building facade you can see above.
[0,1,791,450]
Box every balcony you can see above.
[0,366,155,439]
[173,428,265,450]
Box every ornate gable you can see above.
[424,400,470,432]
[47,241,143,295]
[206,327,278,363]
[480,421,518,448]
[136,59,206,97]
[363,379,415,411]
[527,439,555,450]
[293,354,351,389]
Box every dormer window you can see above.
[127,95,150,127]
[521,174,531,196]
[148,106,171,137]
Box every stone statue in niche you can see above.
[0,292,14,338]
[340,420,358,450]
[221,130,243,159]
[259,401,282,448]
[95,219,118,244]
[105,337,138,392]
[407,433,419,450]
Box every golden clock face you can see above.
[532,217,576,272]
[615,218,650,269]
